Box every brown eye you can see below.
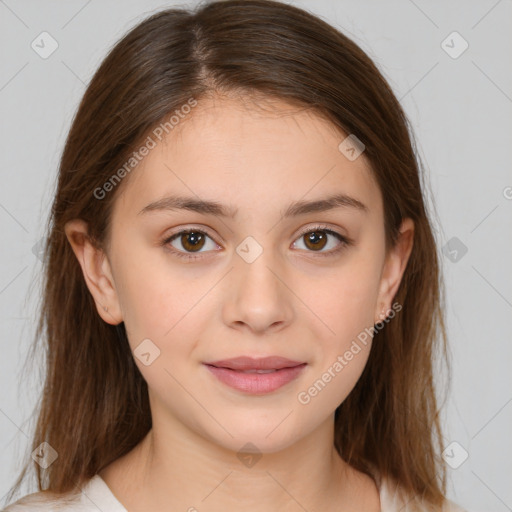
[165,229,218,258]
[292,226,349,256]
[178,231,206,252]
[303,231,328,251]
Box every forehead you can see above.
[113,94,381,222]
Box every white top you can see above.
[2,474,466,511]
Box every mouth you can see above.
[203,356,307,394]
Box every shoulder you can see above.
[378,474,467,512]
[2,490,85,511]
[2,475,125,512]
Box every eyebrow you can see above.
[138,193,369,218]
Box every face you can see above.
[67,93,413,455]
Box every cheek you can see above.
[309,256,382,340]
[295,271,378,415]
[298,251,382,404]
[117,261,208,400]
[112,244,206,350]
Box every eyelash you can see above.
[161,224,352,261]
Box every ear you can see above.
[64,219,123,325]
[374,218,414,323]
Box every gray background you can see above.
[1,1,511,510]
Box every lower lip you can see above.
[204,364,307,394]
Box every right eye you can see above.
[162,229,220,260]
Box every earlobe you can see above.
[374,218,414,323]
[64,219,123,325]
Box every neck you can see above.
[100,410,379,511]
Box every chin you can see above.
[199,414,310,457]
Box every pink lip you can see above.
[203,356,307,394]
[204,356,305,371]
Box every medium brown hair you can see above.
[5,0,449,508]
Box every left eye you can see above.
[292,228,347,254]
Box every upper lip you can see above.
[204,356,306,371]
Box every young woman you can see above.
[2,1,466,510]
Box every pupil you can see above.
[306,231,327,250]
[183,232,204,251]
[188,233,200,245]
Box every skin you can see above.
[65,93,414,512]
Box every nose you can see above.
[222,247,294,335]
